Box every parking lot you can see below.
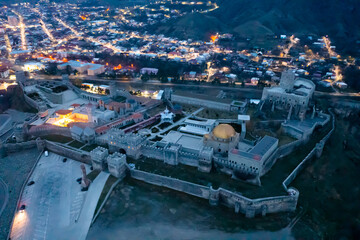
[10,151,109,240]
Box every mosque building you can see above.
[204,124,240,153]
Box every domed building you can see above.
[204,124,240,153]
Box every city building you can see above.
[160,107,175,123]
[58,61,105,76]
[179,118,217,136]
[8,15,18,26]
[140,68,159,75]
[228,135,278,177]
[47,104,116,127]
[23,62,45,72]
[0,66,10,79]
[106,119,278,181]
[70,125,96,143]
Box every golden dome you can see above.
[212,124,236,139]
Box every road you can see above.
[32,74,360,100]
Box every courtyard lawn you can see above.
[42,134,73,144]
[68,140,85,149]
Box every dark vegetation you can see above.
[344,65,360,91]
[41,135,73,144]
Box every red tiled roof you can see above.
[132,112,143,119]
[55,109,73,115]
[168,52,181,56]
[95,112,144,134]
[107,101,126,108]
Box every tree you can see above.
[344,66,360,91]
[73,78,82,87]
[66,65,72,75]
[160,76,168,83]
[141,73,150,82]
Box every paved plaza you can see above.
[10,152,109,240]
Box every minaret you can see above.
[238,115,250,140]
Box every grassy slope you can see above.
[292,116,360,238]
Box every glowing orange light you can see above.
[114,64,122,70]
[131,64,134,68]
[106,63,109,66]
[80,15,86,21]
[62,58,68,62]
[106,7,110,12]
[210,35,218,43]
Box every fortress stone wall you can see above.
[140,143,210,171]
[36,139,92,165]
[141,143,165,160]
[282,112,331,141]
[0,140,38,155]
[130,169,299,218]
[8,109,334,219]
[178,150,199,167]
[36,86,64,104]
[29,125,72,138]
[24,94,40,110]
[171,94,231,111]
[282,111,334,190]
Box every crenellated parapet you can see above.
[198,146,213,172]
[107,152,127,178]
[108,129,146,159]
[163,143,181,165]
[90,146,109,170]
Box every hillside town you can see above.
[0,2,359,92]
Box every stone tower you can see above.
[90,146,109,170]
[279,70,295,91]
[107,152,127,178]
[14,123,25,142]
[109,81,116,98]
[15,71,26,84]
[198,146,213,173]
